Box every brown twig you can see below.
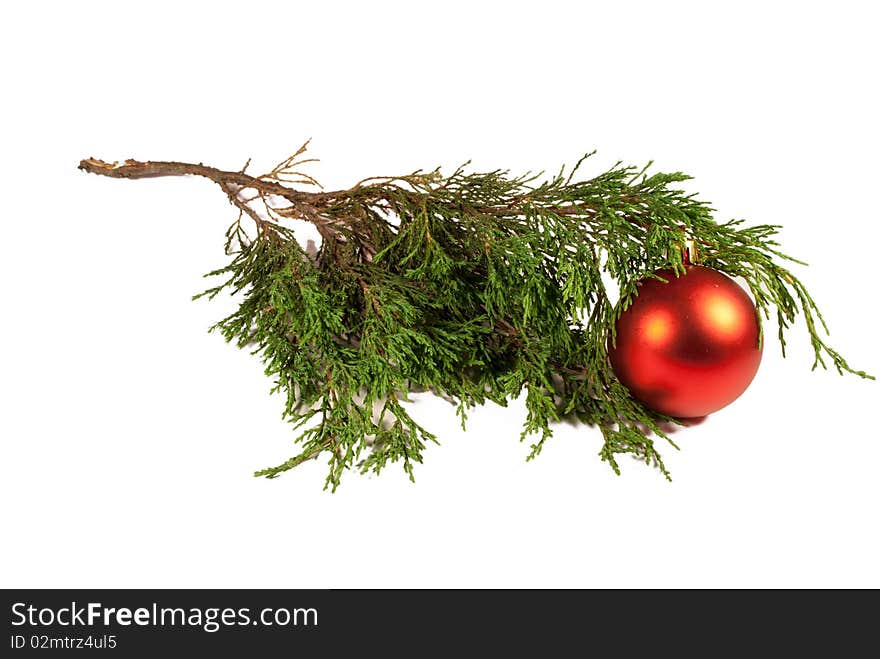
[78,158,308,201]
[79,156,349,241]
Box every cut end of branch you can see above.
[78,157,153,178]
[79,157,120,173]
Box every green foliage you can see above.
[196,151,871,489]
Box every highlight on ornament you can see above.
[78,144,872,489]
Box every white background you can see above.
[1,1,878,588]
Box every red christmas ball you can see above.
[608,265,762,418]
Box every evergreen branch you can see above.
[79,146,873,488]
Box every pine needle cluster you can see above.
[79,145,871,489]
